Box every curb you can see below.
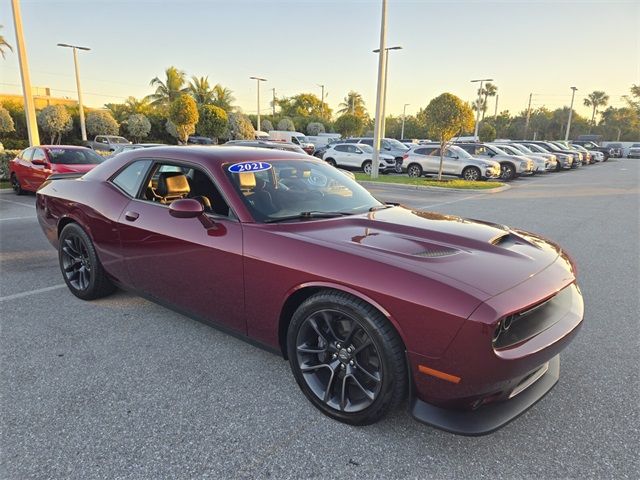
[357,180,511,194]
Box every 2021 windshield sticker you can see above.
[228,162,272,173]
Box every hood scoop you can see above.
[491,232,540,250]
[351,231,459,259]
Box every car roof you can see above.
[39,145,91,150]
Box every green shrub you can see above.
[0,150,21,180]
[1,138,28,150]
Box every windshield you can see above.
[47,148,104,165]
[488,145,510,156]
[386,139,409,150]
[496,145,518,155]
[358,144,374,153]
[526,144,547,153]
[451,145,473,158]
[108,137,129,144]
[225,159,383,222]
[513,143,534,154]
[541,142,561,151]
[295,136,309,144]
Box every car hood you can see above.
[278,206,564,298]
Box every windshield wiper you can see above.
[369,204,395,212]
[265,211,352,223]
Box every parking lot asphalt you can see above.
[1,159,638,479]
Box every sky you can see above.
[1,0,639,120]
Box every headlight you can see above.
[520,161,528,168]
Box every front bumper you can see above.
[411,355,560,436]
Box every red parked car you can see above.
[35,147,584,435]
[9,145,104,194]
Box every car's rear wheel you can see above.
[500,163,516,180]
[58,223,116,300]
[325,158,337,167]
[407,163,422,178]
[362,161,372,175]
[10,174,25,195]
[462,166,481,181]
[287,291,407,425]
[394,158,403,174]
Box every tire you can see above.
[461,166,481,181]
[500,162,516,180]
[287,291,407,426]
[394,158,403,174]
[10,173,25,195]
[407,163,423,178]
[362,161,372,175]
[325,158,337,167]
[58,223,116,300]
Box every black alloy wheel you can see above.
[407,164,423,178]
[58,223,116,300]
[394,159,403,174]
[11,174,25,195]
[500,163,516,180]
[362,161,373,175]
[288,291,406,425]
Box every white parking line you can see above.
[0,284,67,302]
[0,198,36,209]
[0,216,36,222]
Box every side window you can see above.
[112,160,152,197]
[334,145,348,152]
[32,149,47,162]
[414,148,427,155]
[360,139,373,146]
[347,145,358,153]
[20,148,33,160]
[142,162,230,217]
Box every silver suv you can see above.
[456,143,534,180]
[402,144,501,180]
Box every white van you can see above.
[306,134,341,148]
[268,130,309,146]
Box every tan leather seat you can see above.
[157,172,190,204]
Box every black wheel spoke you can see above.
[340,375,348,411]
[343,321,359,346]
[297,344,327,354]
[353,340,372,355]
[355,363,381,383]
[316,311,341,343]
[323,368,337,403]
[300,362,331,373]
[347,374,375,401]
[307,317,329,345]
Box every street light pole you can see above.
[524,92,533,140]
[471,78,492,140]
[11,0,39,146]
[401,103,410,139]
[250,76,267,132]
[565,86,578,142]
[57,43,90,142]
[373,45,402,139]
[371,0,388,179]
[271,88,276,118]
[318,84,325,115]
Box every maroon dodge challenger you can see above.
[35,147,584,435]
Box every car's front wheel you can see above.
[58,223,116,300]
[10,174,25,195]
[325,158,337,167]
[287,291,407,426]
[362,161,372,175]
[500,163,516,180]
[462,166,481,181]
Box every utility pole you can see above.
[565,86,578,141]
[58,43,91,141]
[371,0,388,179]
[401,103,410,139]
[471,78,493,140]
[523,93,533,140]
[11,0,40,146]
[494,94,499,119]
[317,84,326,120]
[250,76,267,132]
[271,88,276,118]
[374,45,402,139]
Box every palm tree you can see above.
[212,84,235,111]
[583,90,609,128]
[479,83,497,121]
[188,76,215,106]
[338,91,367,117]
[146,66,188,107]
[124,96,151,115]
[0,25,13,59]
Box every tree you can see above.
[583,91,609,129]
[277,117,295,131]
[212,84,236,111]
[147,66,188,108]
[479,83,498,121]
[422,93,474,180]
[306,122,325,135]
[227,112,255,140]
[338,91,367,118]
[261,119,273,132]
[168,95,199,144]
[37,105,73,144]
[0,25,12,59]
[334,113,364,138]
[478,123,496,142]
[126,114,151,142]
[277,93,331,120]
[196,105,227,141]
[0,105,15,133]
[188,76,215,106]
[86,110,120,136]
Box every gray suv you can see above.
[346,137,410,173]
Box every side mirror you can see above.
[169,198,204,219]
[32,159,47,166]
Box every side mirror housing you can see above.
[169,198,204,219]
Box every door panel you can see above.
[118,200,245,333]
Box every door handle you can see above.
[125,211,139,221]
